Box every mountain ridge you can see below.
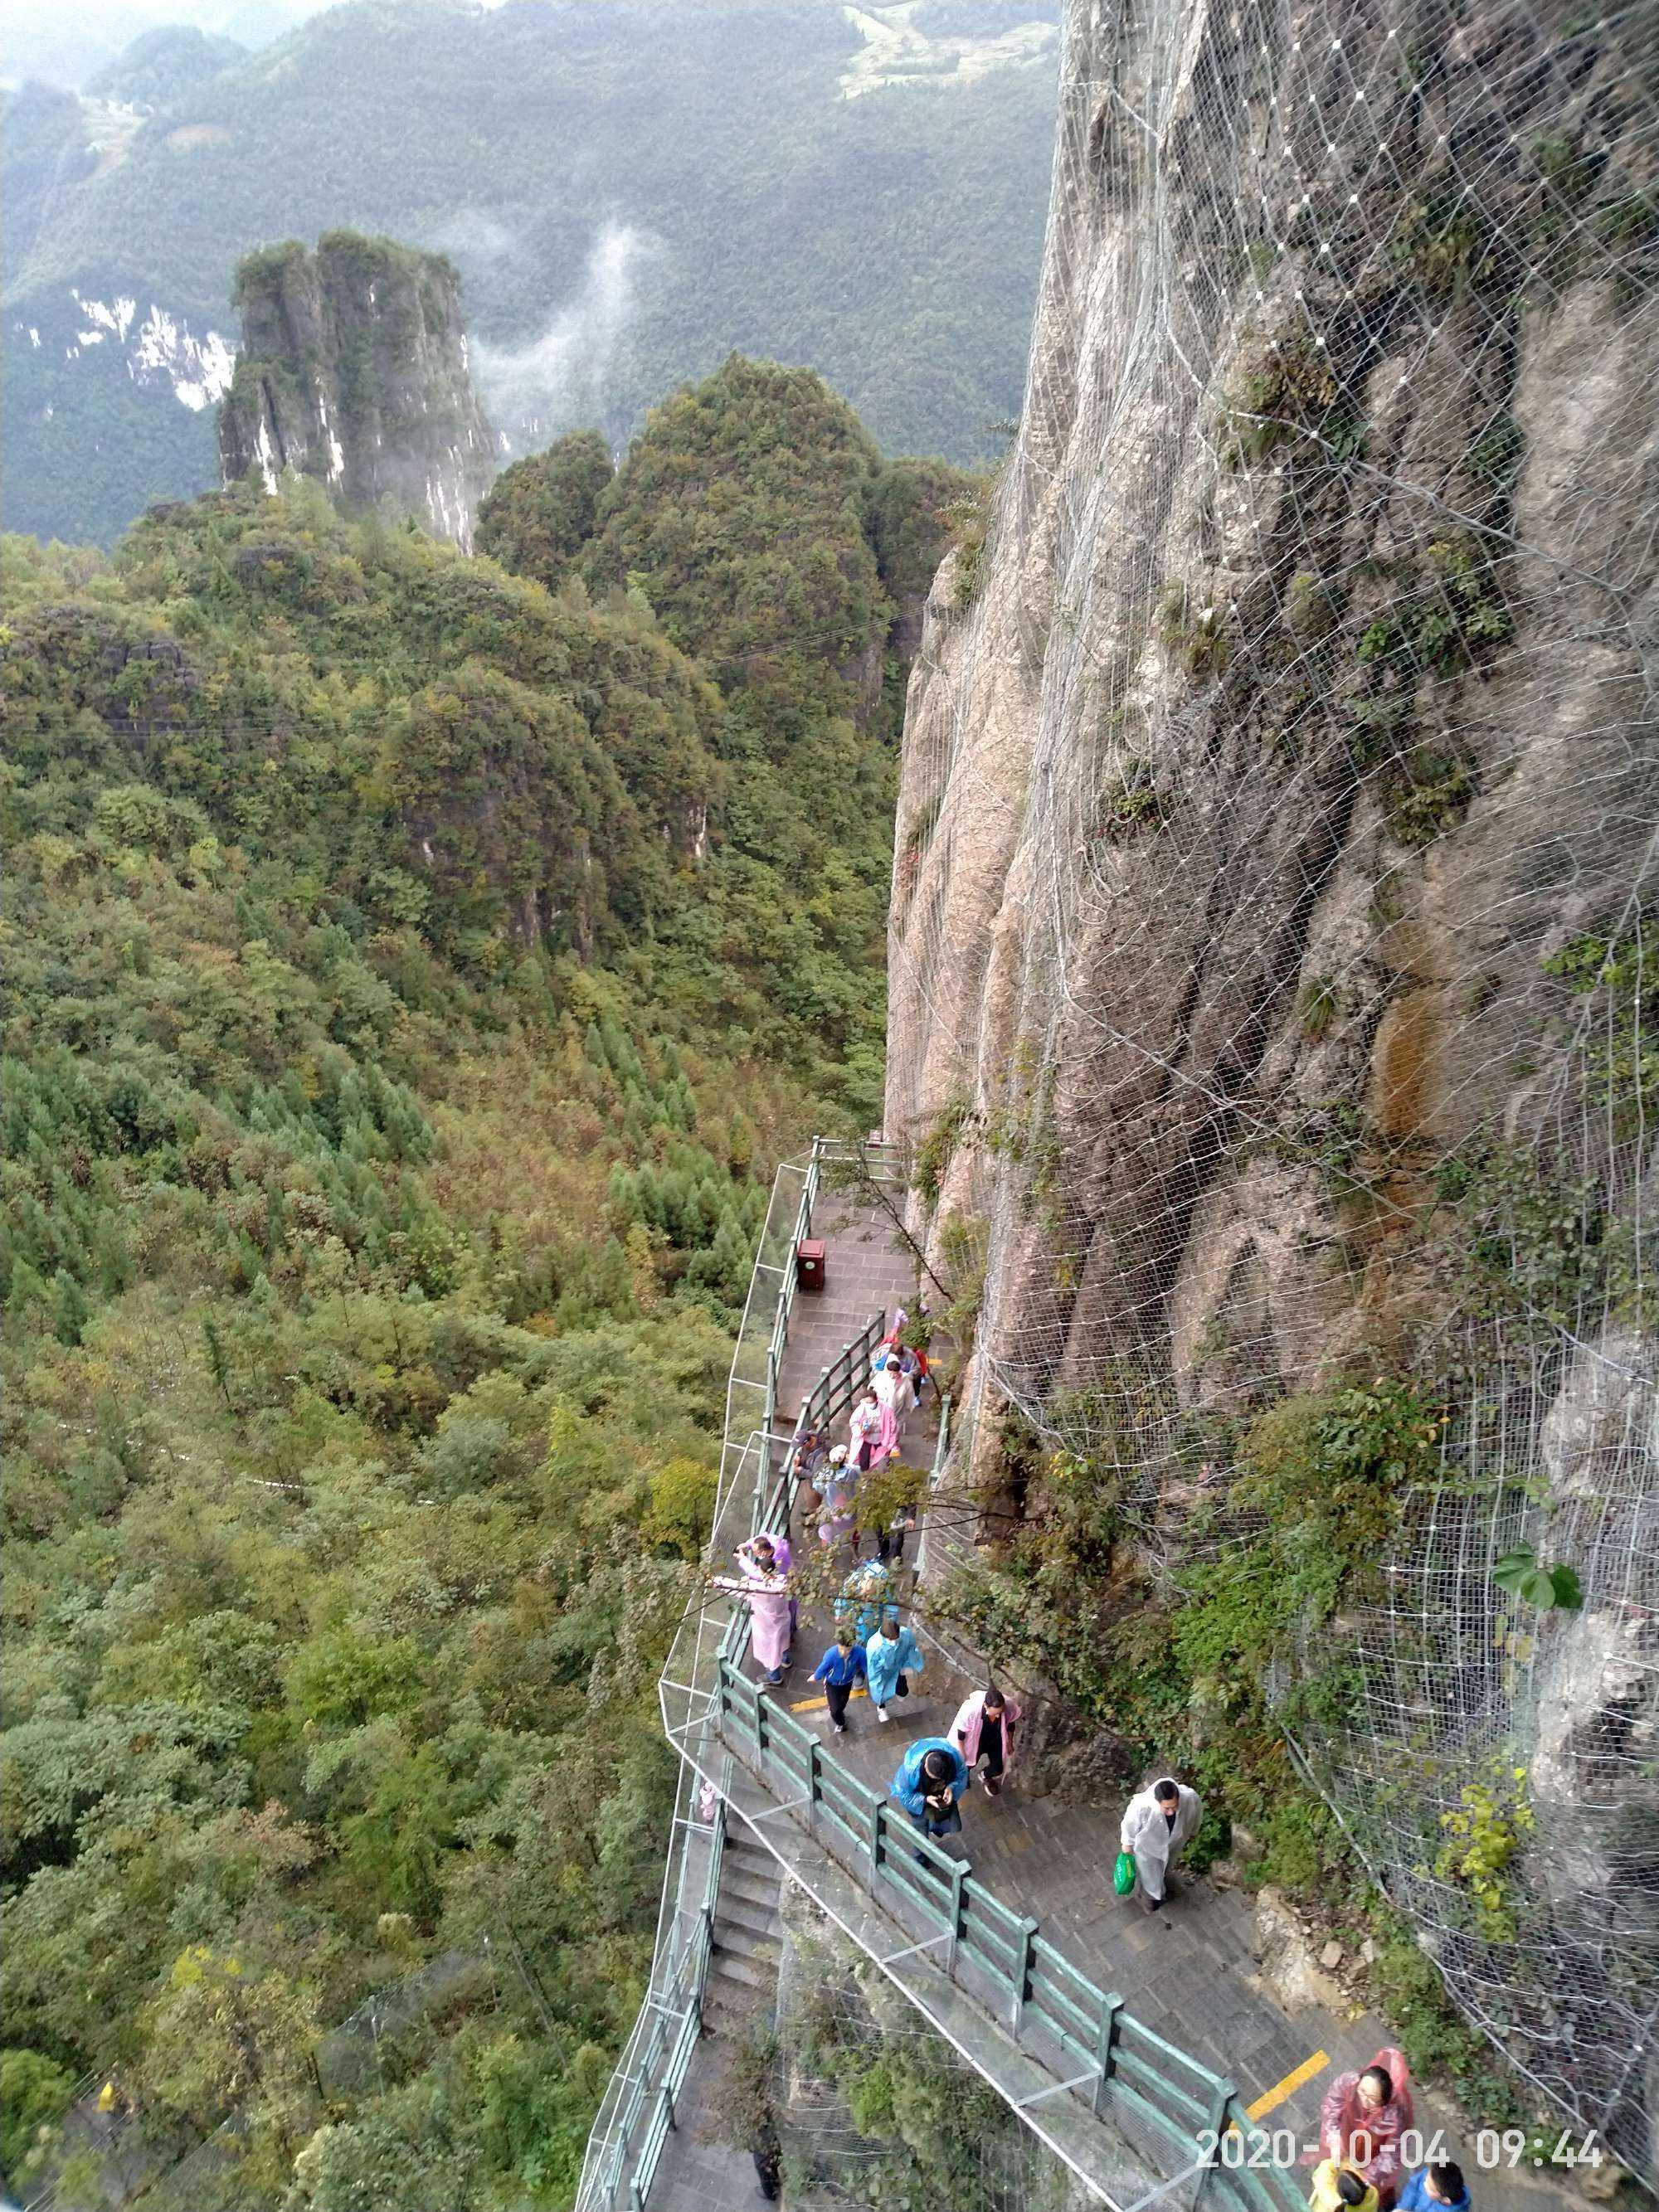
[3,0,1058,544]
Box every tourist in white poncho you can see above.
[1119,1775,1202,1913]
[872,1352,907,1439]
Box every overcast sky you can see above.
[2,0,333,89]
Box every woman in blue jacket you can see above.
[810,1626,866,1735]
[890,1737,968,1840]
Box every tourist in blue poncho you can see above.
[835,1556,898,1641]
[863,1613,922,1720]
[890,1735,968,1840]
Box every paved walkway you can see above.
[714,1194,1573,2212]
[772,1185,922,1436]
[642,2031,774,2212]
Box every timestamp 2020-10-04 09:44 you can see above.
[1193,2127,1608,2173]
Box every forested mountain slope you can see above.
[0,357,968,2207]
[3,0,1057,545]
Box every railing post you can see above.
[1010,1915,1039,2036]
[866,1796,884,1874]
[1206,2079,1238,2142]
[808,1735,823,1819]
[945,1859,966,1975]
[1092,1992,1123,2114]
[1194,2082,1241,2212]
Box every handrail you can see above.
[622,1804,724,2211]
[703,1644,1296,2212]
[577,1771,727,2210]
[578,1140,853,2212]
[589,1137,1300,2212]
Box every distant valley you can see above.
[2,0,1058,545]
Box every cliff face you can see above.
[219,231,495,547]
[889,0,1659,2165]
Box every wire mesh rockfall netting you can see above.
[888,0,1659,2175]
[774,1896,1092,2212]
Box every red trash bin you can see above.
[795,1239,826,1292]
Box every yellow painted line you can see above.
[790,1687,870,1711]
[1247,2051,1331,2122]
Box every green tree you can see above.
[0,2048,76,2177]
[640,1455,718,1557]
[142,1946,319,2170]
[475,430,615,591]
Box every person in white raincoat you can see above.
[1119,1776,1202,1913]
[873,1352,907,1423]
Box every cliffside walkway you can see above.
[585,1147,1573,2212]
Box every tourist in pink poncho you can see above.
[951,1685,1021,1796]
[739,1531,795,1646]
[1315,2049,1414,2209]
[711,1557,793,1686]
[849,1386,894,1472]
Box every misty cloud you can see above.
[474,221,657,450]
[426,208,521,265]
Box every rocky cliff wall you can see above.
[219,231,495,547]
[888,0,1659,2166]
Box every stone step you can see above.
[720,1865,781,1917]
[713,1894,778,1943]
[724,1834,783,1879]
[709,1944,779,1993]
[713,1915,781,1966]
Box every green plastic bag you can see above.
[1113,1850,1136,1897]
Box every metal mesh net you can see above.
[888,0,1659,2175]
[775,1893,1087,2212]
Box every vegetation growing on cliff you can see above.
[776,1918,1064,2212]
[938,1380,1549,2125]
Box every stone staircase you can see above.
[704,1829,784,2025]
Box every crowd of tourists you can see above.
[710,1303,927,1686]
[792,1300,931,1559]
[708,1305,1479,2212]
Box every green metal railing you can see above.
[592,1137,1307,2212]
[698,1291,1299,2212]
[577,1767,728,2211]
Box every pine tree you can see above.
[51,1266,90,1347]
[202,1314,236,1412]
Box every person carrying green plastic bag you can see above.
[1118,1774,1204,1914]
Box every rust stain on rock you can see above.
[1371,982,1443,1143]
